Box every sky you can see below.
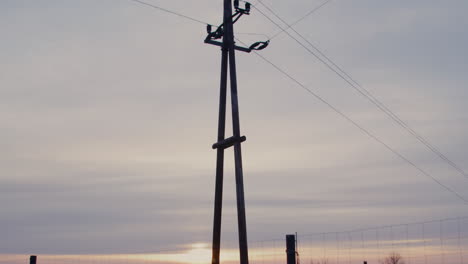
[1,0,468,263]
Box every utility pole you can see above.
[204,1,269,264]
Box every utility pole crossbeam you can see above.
[206,1,269,264]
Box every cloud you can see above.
[1,0,467,256]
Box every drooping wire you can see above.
[296,216,468,238]
[128,0,468,204]
[268,217,468,264]
[238,0,331,43]
[129,0,211,26]
[253,0,468,180]
[236,37,468,204]
[269,0,333,40]
[240,0,333,41]
[130,0,270,43]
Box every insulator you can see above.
[245,3,251,12]
[249,40,269,51]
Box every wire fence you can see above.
[3,217,467,264]
[250,217,468,264]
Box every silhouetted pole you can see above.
[212,1,249,263]
[30,256,37,264]
[286,235,296,264]
[206,1,269,264]
[224,2,250,264]
[211,19,229,264]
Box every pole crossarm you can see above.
[212,135,247,150]
[205,39,253,53]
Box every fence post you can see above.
[286,234,296,264]
[30,256,37,264]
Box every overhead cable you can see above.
[235,38,468,205]
[129,0,210,26]
[253,0,468,180]
[299,216,468,237]
[269,0,333,40]
[128,0,468,204]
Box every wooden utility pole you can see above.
[204,1,269,264]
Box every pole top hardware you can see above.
[206,25,224,41]
[204,1,269,53]
[234,0,251,15]
[249,40,269,51]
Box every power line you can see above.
[127,0,468,203]
[130,0,268,42]
[269,0,333,40]
[129,0,210,26]
[241,0,333,41]
[235,38,468,205]
[300,216,468,237]
[254,0,468,180]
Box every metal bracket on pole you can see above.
[205,39,252,53]
[204,1,269,53]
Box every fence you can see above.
[5,217,467,264]
[250,217,468,264]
